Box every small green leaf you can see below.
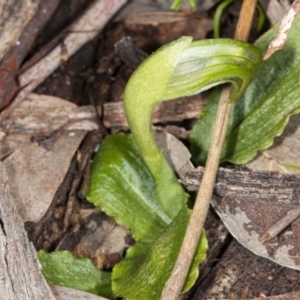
[190,17,300,165]
[86,133,172,242]
[112,206,207,300]
[38,250,114,299]
[86,134,208,299]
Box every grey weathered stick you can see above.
[1,93,205,133]
[103,95,206,128]
[161,1,257,299]
[0,162,56,299]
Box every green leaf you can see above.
[86,134,208,299]
[38,250,114,299]
[112,206,207,300]
[190,17,300,164]
[87,133,171,242]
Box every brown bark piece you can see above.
[192,239,300,299]
[0,133,31,159]
[2,93,98,135]
[183,167,300,205]
[62,210,132,270]
[115,36,148,69]
[155,125,191,140]
[156,131,194,180]
[182,167,300,270]
[0,161,56,300]
[103,95,206,128]
[254,290,300,299]
[125,14,212,49]
[115,0,219,20]
[0,92,200,157]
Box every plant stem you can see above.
[213,0,234,38]
[161,1,257,299]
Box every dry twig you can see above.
[161,1,257,299]
[264,0,300,60]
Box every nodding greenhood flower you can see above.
[124,36,262,217]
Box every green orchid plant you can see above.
[38,3,300,300]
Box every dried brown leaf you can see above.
[3,130,87,223]
[1,94,99,222]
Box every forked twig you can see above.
[161,1,257,299]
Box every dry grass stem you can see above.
[161,1,257,299]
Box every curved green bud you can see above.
[163,39,261,102]
[124,36,261,217]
